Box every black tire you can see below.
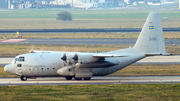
[74,78,82,80]
[65,76,73,80]
[20,76,27,81]
[84,78,91,80]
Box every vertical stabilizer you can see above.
[134,11,166,53]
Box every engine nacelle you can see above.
[76,54,99,63]
[66,54,75,64]
[61,53,76,64]
[61,53,100,64]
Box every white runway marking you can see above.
[1,39,28,42]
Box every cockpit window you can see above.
[14,58,18,61]
[15,57,25,62]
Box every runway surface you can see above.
[1,55,180,66]
[0,28,179,33]
[1,76,180,86]
[1,38,180,45]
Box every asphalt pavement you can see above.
[1,76,180,86]
[0,38,180,45]
[0,28,179,33]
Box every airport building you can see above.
[0,0,8,8]
[0,0,178,9]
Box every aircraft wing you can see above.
[92,54,127,58]
[29,50,61,53]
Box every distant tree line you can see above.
[56,11,72,21]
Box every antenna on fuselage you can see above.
[30,44,35,53]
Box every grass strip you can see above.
[0,44,179,57]
[0,9,179,29]
[1,32,180,39]
[0,84,180,100]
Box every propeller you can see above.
[61,53,67,62]
[62,46,67,52]
[72,53,78,63]
[60,47,80,71]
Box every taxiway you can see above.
[1,38,180,45]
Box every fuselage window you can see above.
[42,68,43,70]
[53,68,55,70]
[17,64,22,67]
[47,68,49,70]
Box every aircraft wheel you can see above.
[20,76,27,81]
[74,78,82,80]
[84,78,91,80]
[65,76,73,80]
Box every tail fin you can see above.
[134,11,166,53]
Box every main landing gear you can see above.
[20,76,28,81]
[65,76,73,80]
[74,78,91,80]
[84,78,91,80]
[74,78,82,80]
[65,77,91,80]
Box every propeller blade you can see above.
[61,53,67,61]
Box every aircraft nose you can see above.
[4,64,15,75]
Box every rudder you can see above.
[134,11,166,53]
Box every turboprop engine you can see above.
[61,53,100,64]
[61,53,75,65]
[72,54,100,63]
[59,53,116,78]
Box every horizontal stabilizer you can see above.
[145,53,172,56]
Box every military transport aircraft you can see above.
[4,11,170,81]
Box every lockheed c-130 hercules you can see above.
[4,11,171,81]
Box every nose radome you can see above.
[4,64,15,75]
[4,66,7,72]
